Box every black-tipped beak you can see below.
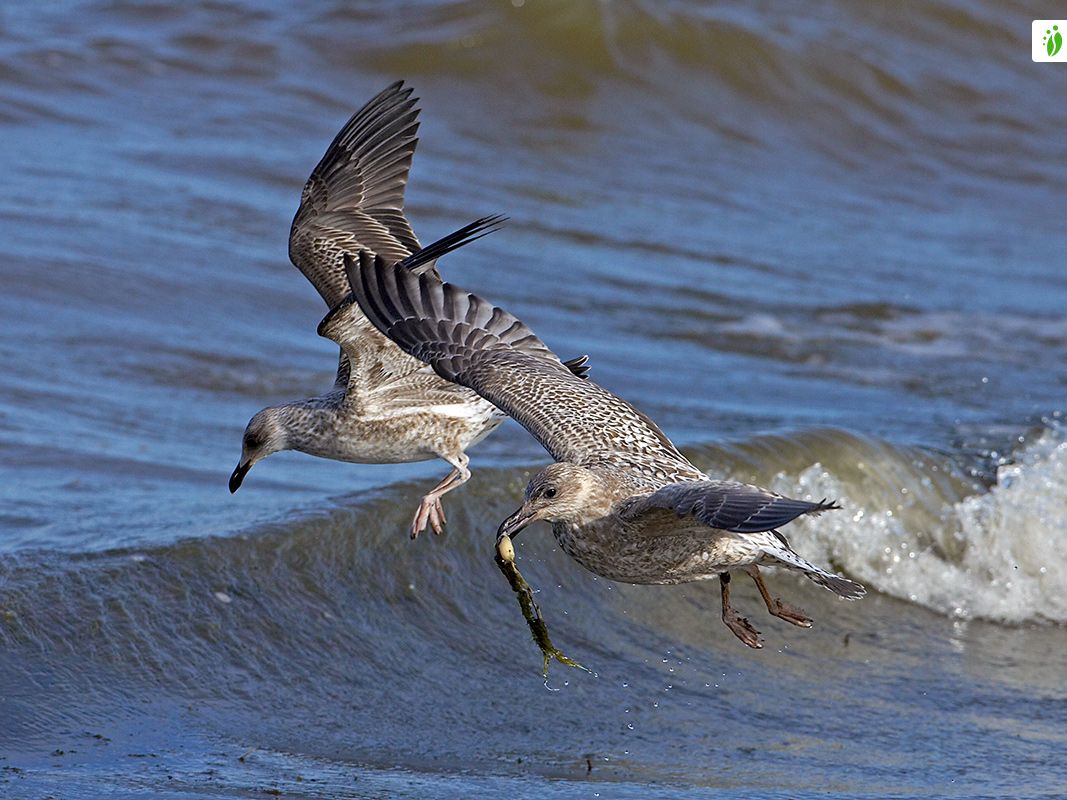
[497,506,536,540]
[229,461,251,493]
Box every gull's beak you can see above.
[497,505,537,540]
[229,461,251,493]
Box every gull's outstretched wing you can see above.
[617,481,840,533]
[318,217,506,390]
[290,80,426,309]
[344,253,703,483]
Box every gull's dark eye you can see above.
[544,487,557,499]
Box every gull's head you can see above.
[229,407,288,493]
[497,462,609,538]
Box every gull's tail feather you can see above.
[759,534,866,599]
[804,569,866,599]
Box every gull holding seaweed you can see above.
[343,249,866,661]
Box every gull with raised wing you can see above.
[230,81,588,536]
[344,251,865,648]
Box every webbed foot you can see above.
[723,609,763,649]
[767,598,813,628]
[411,495,446,538]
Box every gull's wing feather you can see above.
[618,481,840,533]
[318,217,507,389]
[345,254,702,482]
[289,81,426,308]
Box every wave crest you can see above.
[779,428,1067,623]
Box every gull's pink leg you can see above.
[411,454,471,538]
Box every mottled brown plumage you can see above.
[347,252,866,648]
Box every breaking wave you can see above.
[754,427,1067,623]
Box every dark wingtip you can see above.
[388,80,419,112]
[373,79,414,107]
[562,354,591,379]
[814,498,843,513]
[397,214,508,274]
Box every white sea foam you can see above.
[779,430,1067,623]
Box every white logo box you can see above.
[1033,20,1066,62]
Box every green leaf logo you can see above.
[1044,25,1063,57]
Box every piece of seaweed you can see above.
[494,534,592,679]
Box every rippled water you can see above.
[2,2,1067,798]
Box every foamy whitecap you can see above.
[778,430,1067,623]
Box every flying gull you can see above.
[344,251,866,649]
[230,81,588,536]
